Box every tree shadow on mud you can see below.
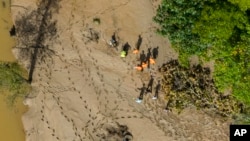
[15,0,61,83]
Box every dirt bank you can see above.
[11,0,231,141]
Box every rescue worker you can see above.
[121,42,131,57]
[136,35,142,50]
[139,50,146,65]
[136,83,146,103]
[152,46,159,59]
[133,48,139,54]
[149,57,155,65]
[142,62,148,68]
[120,51,126,58]
[109,33,118,48]
[153,80,161,99]
[134,64,143,71]
[146,75,154,93]
[133,35,142,54]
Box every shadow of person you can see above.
[152,46,159,59]
[136,35,142,50]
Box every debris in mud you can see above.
[102,122,133,141]
[9,25,16,36]
[160,60,242,117]
[93,17,101,25]
[82,28,100,44]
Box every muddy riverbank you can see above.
[11,0,231,141]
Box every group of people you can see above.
[134,48,158,72]
[109,34,161,104]
[136,75,161,103]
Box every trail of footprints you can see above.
[31,0,186,140]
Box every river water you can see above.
[0,0,16,61]
[0,0,26,141]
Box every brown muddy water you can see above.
[0,0,16,61]
[0,94,27,141]
[1,0,27,141]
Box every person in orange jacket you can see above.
[136,83,146,103]
[149,57,155,65]
[134,64,143,71]
[133,49,139,54]
[142,62,148,68]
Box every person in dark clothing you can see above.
[139,50,146,65]
[146,48,152,60]
[164,99,172,112]
[136,34,142,50]
[136,83,146,103]
[146,75,154,93]
[121,42,131,57]
[111,33,117,46]
[153,80,161,99]
[152,46,159,59]
[146,48,152,68]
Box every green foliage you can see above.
[193,1,249,46]
[0,62,30,105]
[153,0,209,55]
[154,0,250,111]
[228,0,250,11]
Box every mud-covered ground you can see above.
[11,0,231,141]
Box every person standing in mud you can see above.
[136,83,147,103]
[146,74,154,93]
[164,98,172,112]
[153,80,161,99]
[146,48,152,69]
[121,42,131,58]
[133,34,142,53]
[139,50,146,65]
[109,33,118,49]
[152,46,159,59]
[136,34,142,50]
